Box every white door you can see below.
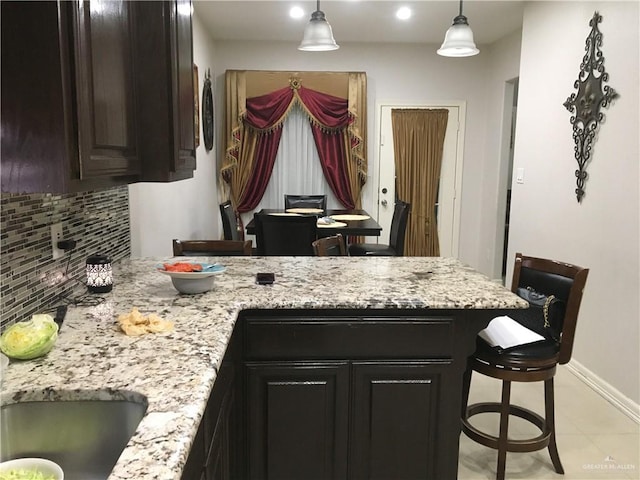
[377,105,463,257]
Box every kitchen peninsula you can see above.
[1,257,527,480]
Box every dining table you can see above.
[245,208,383,237]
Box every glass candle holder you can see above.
[86,254,113,293]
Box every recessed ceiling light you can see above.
[290,6,305,19]
[396,7,412,21]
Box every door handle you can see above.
[381,199,388,206]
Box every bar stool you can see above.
[461,253,589,480]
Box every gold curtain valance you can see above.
[244,70,350,98]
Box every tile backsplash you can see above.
[0,187,130,328]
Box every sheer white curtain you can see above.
[240,105,342,233]
[254,104,341,211]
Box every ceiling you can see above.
[193,1,526,47]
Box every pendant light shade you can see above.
[437,0,479,57]
[298,0,339,51]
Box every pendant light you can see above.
[437,0,479,57]
[298,0,339,51]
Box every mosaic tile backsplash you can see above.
[0,186,130,328]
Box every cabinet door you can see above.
[73,0,140,179]
[205,363,235,480]
[172,0,196,167]
[246,362,349,480]
[182,418,206,480]
[350,361,453,480]
[134,0,196,182]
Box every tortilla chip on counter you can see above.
[118,307,174,336]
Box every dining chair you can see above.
[254,213,317,256]
[219,201,244,241]
[461,253,589,480]
[172,239,252,256]
[312,234,347,256]
[284,194,327,211]
[348,200,410,256]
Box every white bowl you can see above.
[169,275,216,294]
[0,458,64,480]
[157,263,226,294]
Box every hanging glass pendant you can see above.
[298,0,339,51]
[437,0,479,57]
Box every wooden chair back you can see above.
[511,252,589,364]
[173,239,252,256]
[284,194,327,211]
[389,200,411,255]
[254,213,317,256]
[312,234,347,256]
[219,201,244,240]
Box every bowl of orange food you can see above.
[157,262,226,294]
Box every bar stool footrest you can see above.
[462,401,552,453]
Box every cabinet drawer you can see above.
[244,318,454,360]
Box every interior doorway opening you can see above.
[498,78,519,282]
[376,103,465,258]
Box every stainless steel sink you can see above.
[1,399,148,480]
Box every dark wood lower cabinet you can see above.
[182,333,238,480]
[182,415,207,480]
[205,362,235,480]
[182,309,494,480]
[350,361,450,480]
[246,362,349,480]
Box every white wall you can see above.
[129,14,220,257]
[481,30,523,280]
[210,36,521,274]
[509,1,639,405]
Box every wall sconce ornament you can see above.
[563,12,618,203]
[202,69,214,152]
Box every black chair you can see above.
[284,194,327,211]
[254,213,317,256]
[461,253,589,480]
[312,234,347,256]
[220,201,244,241]
[348,200,410,256]
[173,239,252,256]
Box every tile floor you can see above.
[458,367,640,480]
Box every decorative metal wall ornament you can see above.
[202,69,214,152]
[563,12,618,203]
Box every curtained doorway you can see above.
[377,104,464,257]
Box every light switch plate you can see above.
[516,168,525,184]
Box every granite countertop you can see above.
[1,256,527,480]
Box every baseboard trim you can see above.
[567,360,640,424]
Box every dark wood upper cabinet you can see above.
[1,0,196,194]
[1,1,140,194]
[74,1,140,179]
[134,0,197,182]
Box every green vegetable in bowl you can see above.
[0,314,58,360]
[0,468,56,480]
